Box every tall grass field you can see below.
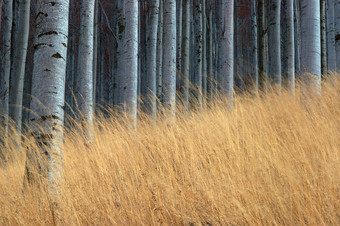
[1,78,340,225]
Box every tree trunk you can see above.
[327,0,336,71]
[294,0,301,74]
[93,0,98,108]
[156,0,163,108]
[144,0,159,118]
[285,0,295,92]
[258,0,268,91]
[321,0,327,75]
[206,1,214,97]
[0,0,13,142]
[181,0,190,111]
[76,0,95,134]
[220,0,234,105]
[120,0,139,127]
[268,0,281,85]
[202,0,207,99]
[334,0,340,70]
[162,0,176,113]
[27,0,69,209]
[193,0,203,106]
[300,0,321,92]
[9,0,30,135]
[251,0,258,89]
[176,0,182,92]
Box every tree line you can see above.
[0,0,338,196]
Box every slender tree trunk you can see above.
[193,0,203,106]
[144,0,159,118]
[162,0,176,113]
[258,0,268,91]
[285,0,295,92]
[76,0,95,134]
[321,0,327,75]
[156,0,163,108]
[220,0,234,105]
[300,0,321,92]
[176,0,182,91]
[327,0,336,71]
[9,0,30,135]
[65,0,76,117]
[120,0,139,127]
[294,0,301,74]
[251,0,258,89]
[181,0,190,111]
[0,0,13,142]
[27,0,69,213]
[202,0,207,99]
[206,1,214,96]
[93,0,98,108]
[268,0,281,85]
[334,0,340,70]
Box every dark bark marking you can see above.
[335,34,340,42]
[38,31,58,38]
[52,52,65,60]
[36,12,48,18]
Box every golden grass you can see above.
[1,78,340,225]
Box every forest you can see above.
[0,0,340,225]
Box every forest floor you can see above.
[1,78,340,225]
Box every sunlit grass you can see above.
[0,77,340,225]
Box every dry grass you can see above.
[1,78,340,225]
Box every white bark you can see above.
[145,0,159,118]
[220,0,234,105]
[321,0,327,75]
[29,0,69,198]
[327,0,336,71]
[268,0,281,85]
[181,0,190,111]
[162,0,176,113]
[285,0,295,92]
[156,0,163,108]
[120,0,138,126]
[300,0,321,92]
[76,0,95,132]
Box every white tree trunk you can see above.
[206,1,214,96]
[28,0,69,200]
[220,0,234,105]
[76,0,95,133]
[268,0,281,85]
[181,0,190,111]
[9,0,30,135]
[156,0,163,108]
[162,0,176,113]
[327,0,336,71]
[145,0,159,118]
[285,0,295,92]
[120,0,139,127]
[321,0,327,75]
[0,0,13,142]
[300,0,321,92]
